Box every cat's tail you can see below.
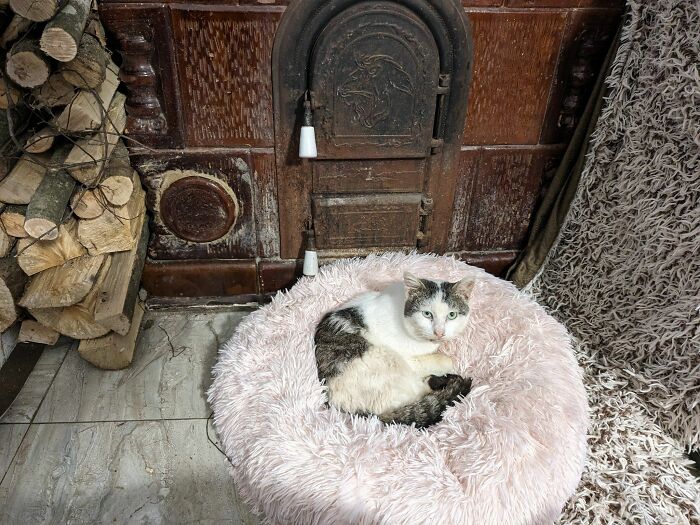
[379,375,472,429]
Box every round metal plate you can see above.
[160,176,237,243]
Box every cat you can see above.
[315,272,474,428]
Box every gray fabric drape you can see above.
[507,24,623,288]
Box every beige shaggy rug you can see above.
[527,0,700,522]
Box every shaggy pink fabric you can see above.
[209,253,588,525]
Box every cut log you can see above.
[20,253,105,308]
[0,204,27,237]
[77,172,144,256]
[30,253,112,339]
[99,174,133,207]
[9,0,66,23]
[78,301,144,370]
[53,61,118,133]
[0,153,49,204]
[31,73,76,108]
[65,91,126,184]
[16,219,86,275]
[0,78,21,110]
[40,0,92,62]
[0,15,31,49]
[18,319,60,345]
[0,224,14,257]
[6,39,51,88]
[58,33,106,89]
[70,187,104,219]
[85,14,106,47]
[94,210,147,335]
[25,144,75,240]
[24,127,56,153]
[0,250,27,332]
[98,140,133,206]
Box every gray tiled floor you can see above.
[0,308,258,525]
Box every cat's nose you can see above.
[434,328,445,338]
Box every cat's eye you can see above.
[447,311,458,320]
[422,311,433,319]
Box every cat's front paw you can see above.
[432,352,456,376]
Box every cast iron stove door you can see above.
[273,0,472,258]
[309,2,438,251]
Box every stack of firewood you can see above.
[0,0,148,369]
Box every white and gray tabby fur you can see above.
[315,272,474,428]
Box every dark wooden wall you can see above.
[99,0,622,300]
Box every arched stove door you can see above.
[273,0,472,258]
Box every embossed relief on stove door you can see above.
[273,0,472,258]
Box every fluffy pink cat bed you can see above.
[209,253,588,524]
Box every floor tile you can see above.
[0,424,29,480]
[34,310,248,423]
[0,420,259,525]
[1,343,70,424]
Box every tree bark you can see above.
[97,139,133,206]
[0,153,49,204]
[24,144,75,240]
[59,33,107,89]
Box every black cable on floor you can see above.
[205,411,230,462]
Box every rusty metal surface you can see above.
[160,176,237,243]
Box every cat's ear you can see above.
[453,277,475,298]
[403,272,425,291]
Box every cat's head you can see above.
[402,272,474,342]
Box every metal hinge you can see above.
[431,74,451,154]
[417,195,434,248]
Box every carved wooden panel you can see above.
[540,9,620,144]
[250,151,280,258]
[171,8,280,147]
[462,11,567,145]
[447,146,563,251]
[311,2,439,159]
[99,4,184,148]
[313,159,425,193]
[312,193,422,249]
[133,151,257,260]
